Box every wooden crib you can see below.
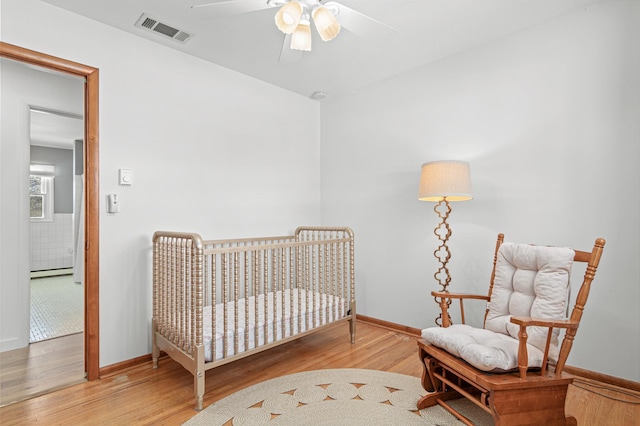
[152,226,356,410]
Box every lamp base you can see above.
[433,199,452,326]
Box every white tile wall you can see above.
[30,213,74,271]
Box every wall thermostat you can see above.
[119,169,132,185]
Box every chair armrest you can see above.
[430,292,490,327]
[431,292,489,301]
[510,316,580,379]
[510,316,579,330]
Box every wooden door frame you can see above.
[0,42,100,380]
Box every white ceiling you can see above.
[30,107,83,150]
[42,0,601,99]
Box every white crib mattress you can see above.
[204,289,346,362]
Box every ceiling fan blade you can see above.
[191,0,275,19]
[278,34,303,63]
[326,2,397,42]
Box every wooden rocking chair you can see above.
[417,233,605,425]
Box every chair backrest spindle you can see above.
[554,238,606,373]
[483,233,504,327]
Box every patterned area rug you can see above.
[30,274,83,342]
[184,369,493,425]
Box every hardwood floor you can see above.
[566,376,640,425]
[0,321,638,425]
[0,333,85,407]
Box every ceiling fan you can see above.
[190,0,397,62]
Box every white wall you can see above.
[321,1,639,381]
[30,214,75,271]
[1,1,321,366]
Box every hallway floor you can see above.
[0,333,85,407]
[30,274,83,343]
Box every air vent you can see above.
[135,13,193,44]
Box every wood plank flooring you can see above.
[0,333,85,407]
[0,321,638,425]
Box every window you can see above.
[30,164,55,221]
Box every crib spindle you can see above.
[288,245,294,337]
[304,244,311,332]
[179,240,187,351]
[233,252,239,357]
[262,249,268,346]
[211,249,216,363]
[222,252,228,358]
[252,250,259,350]
[311,233,317,329]
[279,246,285,339]
[244,249,249,352]
[193,238,204,352]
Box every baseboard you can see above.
[99,353,154,377]
[31,268,73,278]
[356,314,421,336]
[564,365,640,393]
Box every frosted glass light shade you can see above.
[418,160,473,202]
[312,6,340,41]
[291,20,312,51]
[275,1,303,34]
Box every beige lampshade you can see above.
[291,19,312,51]
[418,160,473,202]
[312,6,340,41]
[275,1,303,34]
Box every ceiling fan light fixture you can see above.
[275,1,303,34]
[290,18,312,51]
[312,6,340,42]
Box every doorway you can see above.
[0,43,100,387]
[29,107,84,345]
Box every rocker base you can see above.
[418,339,577,426]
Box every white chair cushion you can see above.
[422,242,575,372]
[421,324,544,372]
[485,242,574,362]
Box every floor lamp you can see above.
[418,160,472,326]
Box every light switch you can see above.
[119,169,132,185]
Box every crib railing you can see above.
[152,227,355,364]
[153,231,205,357]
